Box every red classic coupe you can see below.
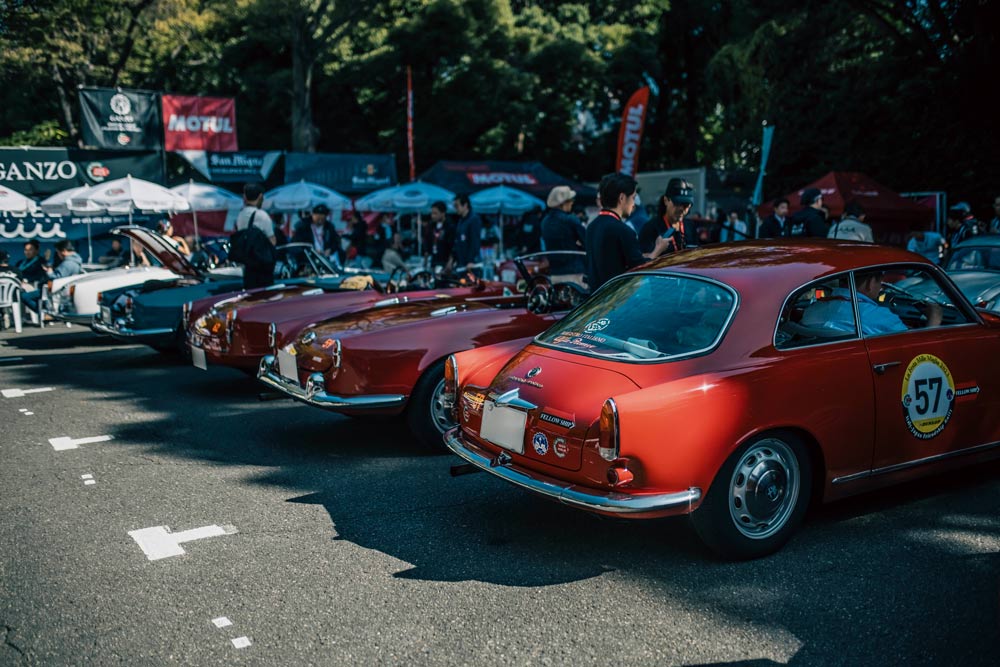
[258,252,589,448]
[444,240,1000,559]
[186,268,507,373]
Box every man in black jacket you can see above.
[787,188,829,238]
[450,194,482,273]
[638,178,694,254]
[758,198,789,238]
[15,240,48,287]
[292,204,341,258]
[541,186,586,273]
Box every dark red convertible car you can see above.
[186,271,509,373]
[444,241,1000,559]
[258,252,589,448]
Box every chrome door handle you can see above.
[873,361,901,375]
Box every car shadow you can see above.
[3,329,999,659]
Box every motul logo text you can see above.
[618,104,645,177]
[167,115,234,134]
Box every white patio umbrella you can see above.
[170,180,242,247]
[39,186,100,215]
[0,186,39,213]
[69,175,190,261]
[263,180,352,214]
[469,186,544,260]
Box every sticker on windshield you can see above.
[584,318,610,333]
[900,354,955,439]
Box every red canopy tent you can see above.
[760,171,933,224]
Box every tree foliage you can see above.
[1,0,996,207]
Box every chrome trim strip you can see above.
[445,428,701,514]
[494,388,537,410]
[91,318,174,338]
[832,440,1000,485]
[256,355,406,410]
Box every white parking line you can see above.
[231,637,251,649]
[49,435,113,451]
[2,387,54,398]
[212,617,233,629]
[128,524,238,561]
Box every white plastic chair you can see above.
[0,277,23,333]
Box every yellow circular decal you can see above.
[900,354,955,439]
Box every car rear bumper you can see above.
[257,354,407,410]
[445,428,702,516]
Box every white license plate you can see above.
[480,401,527,454]
[100,306,111,322]
[277,349,299,383]
[191,345,207,370]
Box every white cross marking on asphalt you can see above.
[231,637,251,649]
[212,617,233,629]
[49,435,113,451]
[128,524,238,561]
[2,387,54,398]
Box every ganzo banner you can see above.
[162,95,238,151]
[0,147,164,198]
[615,86,650,177]
[79,87,162,150]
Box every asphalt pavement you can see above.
[1,325,998,666]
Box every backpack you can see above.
[230,211,276,269]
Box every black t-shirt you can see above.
[585,212,645,291]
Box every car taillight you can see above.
[182,301,192,325]
[68,285,75,299]
[96,291,103,304]
[444,355,458,420]
[124,295,134,315]
[267,322,277,350]
[598,398,619,462]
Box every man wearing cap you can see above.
[293,203,340,258]
[541,185,586,274]
[787,187,829,238]
[638,178,693,255]
[945,203,978,247]
[586,173,672,291]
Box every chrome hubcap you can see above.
[429,377,454,433]
[728,439,799,540]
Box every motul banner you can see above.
[615,86,650,177]
[162,95,238,151]
[79,87,162,150]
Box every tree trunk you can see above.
[50,64,81,147]
[290,12,318,152]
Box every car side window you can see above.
[776,276,859,349]
[874,267,972,334]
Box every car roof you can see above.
[954,236,1000,248]
[643,239,933,295]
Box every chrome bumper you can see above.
[445,428,702,514]
[256,355,407,410]
[50,311,97,325]
[91,317,174,338]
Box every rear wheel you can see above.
[691,433,812,560]
[405,358,454,452]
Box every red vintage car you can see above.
[258,252,589,448]
[186,267,505,373]
[444,240,1000,559]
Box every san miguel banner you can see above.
[162,95,238,151]
[79,87,162,150]
[176,150,282,183]
[615,86,650,177]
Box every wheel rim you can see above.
[728,439,800,540]
[428,377,454,434]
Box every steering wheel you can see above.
[526,276,554,314]
[385,267,406,294]
[408,270,435,290]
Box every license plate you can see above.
[480,401,527,454]
[100,306,111,322]
[277,349,299,383]
[191,345,207,370]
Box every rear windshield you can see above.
[536,273,737,362]
[947,246,1000,271]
